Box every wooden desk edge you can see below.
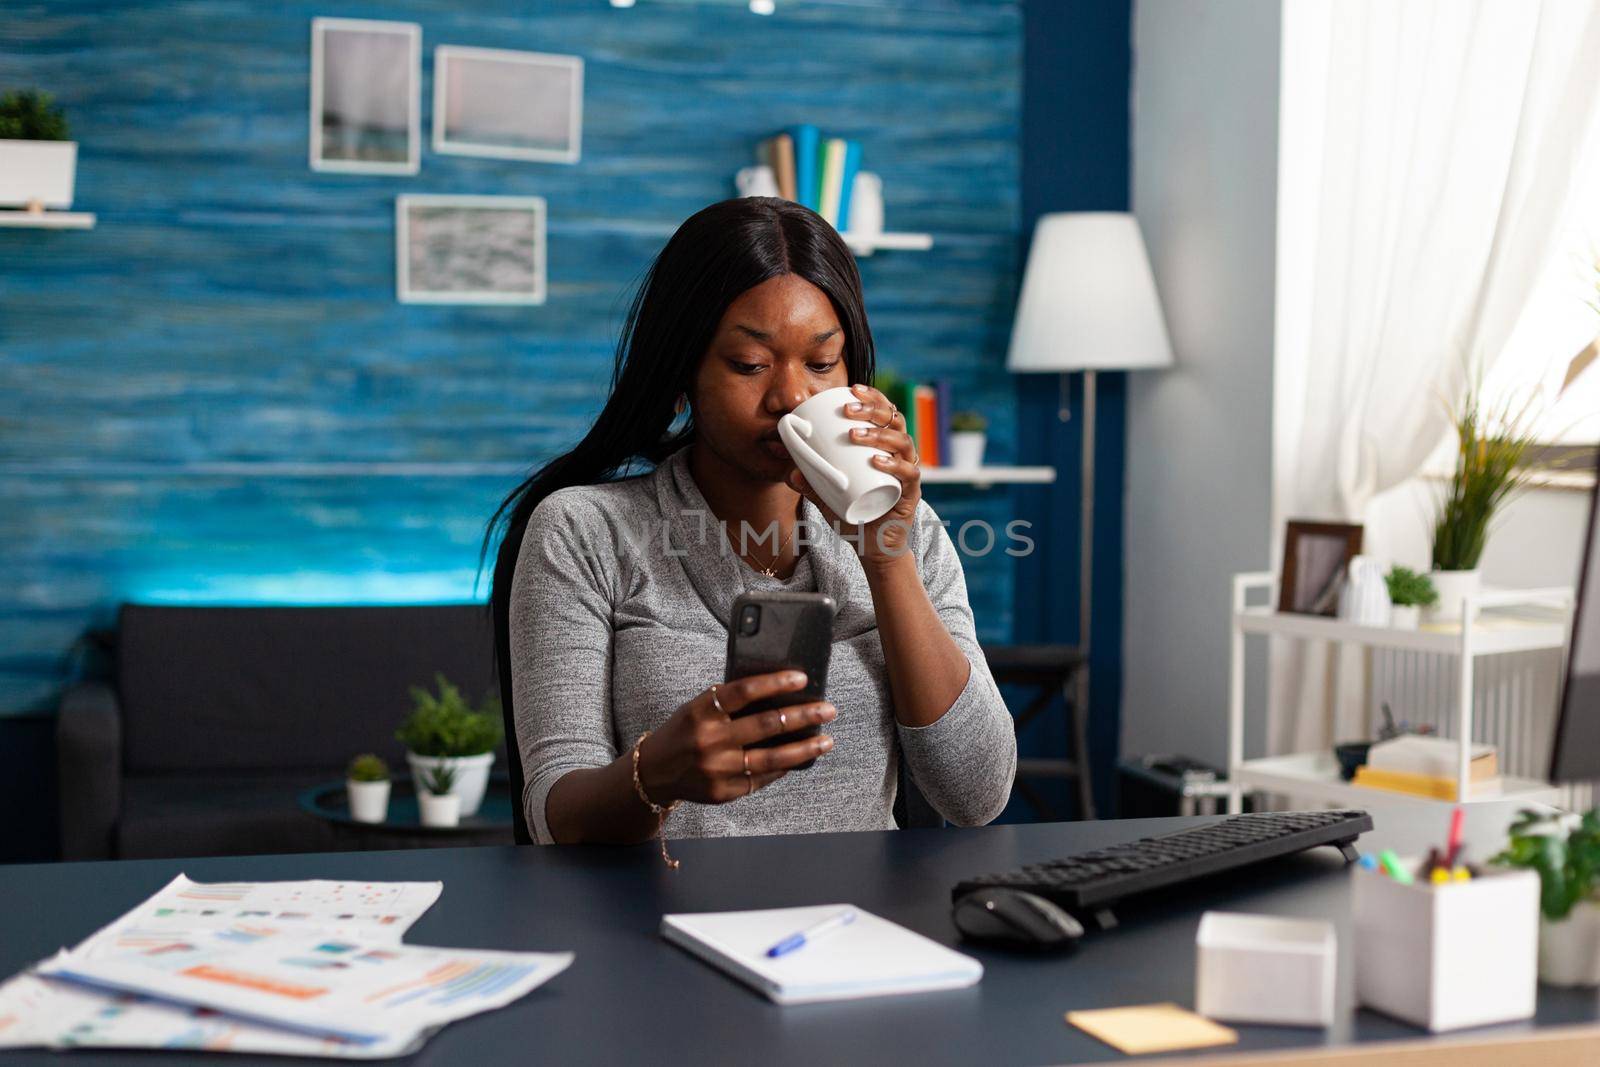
[1168,1022,1600,1067]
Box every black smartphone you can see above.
[724,591,836,768]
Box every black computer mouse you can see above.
[951,887,1084,951]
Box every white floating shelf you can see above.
[1233,605,1568,657]
[842,231,933,255]
[920,465,1055,487]
[1234,752,1561,809]
[0,211,96,229]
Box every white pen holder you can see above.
[1353,860,1538,1032]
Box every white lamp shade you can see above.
[1006,212,1175,373]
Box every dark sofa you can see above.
[57,604,497,861]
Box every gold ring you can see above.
[743,749,750,775]
[709,684,724,714]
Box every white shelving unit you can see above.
[842,231,932,256]
[0,211,96,229]
[920,465,1055,487]
[1226,571,1574,813]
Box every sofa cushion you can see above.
[117,604,496,775]
[116,774,345,860]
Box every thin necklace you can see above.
[748,520,800,579]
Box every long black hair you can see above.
[483,197,875,839]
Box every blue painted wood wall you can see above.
[0,0,1023,714]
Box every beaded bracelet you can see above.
[631,730,681,870]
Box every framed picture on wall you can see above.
[1278,520,1365,616]
[432,45,583,163]
[396,194,547,305]
[309,17,421,174]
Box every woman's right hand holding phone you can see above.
[636,671,836,805]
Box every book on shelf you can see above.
[913,385,939,467]
[766,133,797,202]
[837,140,862,231]
[818,138,848,226]
[934,379,952,464]
[1351,765,1503,801]
[877,374,974,468]
[758,130,864,232]
[1365,735,1498,780]
[790,124,820,210]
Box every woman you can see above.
[487,197,1015,854]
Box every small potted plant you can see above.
[949,411,988,470]
[1492,807,1600,987]
[417,762,461,828]
[0,89,76,211]
[1384,565,1438,630]
[345,754,391,824]
[395,673,502,817]
[1428,384,1537,622]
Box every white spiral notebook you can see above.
[660,904,983,1005]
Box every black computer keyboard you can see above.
[953,810,1372,923]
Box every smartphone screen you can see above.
[724,591,835,765]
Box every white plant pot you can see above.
[1426,569,1481,624]
[406,751,493,816]
[0,141,77,209]
[417,791,461,828]
[345,779,391,824]
[949,432,986,470]
[1539,900,1600,987]
[1390,605,1421,630]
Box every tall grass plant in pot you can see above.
[396,674,502,816]
[1493,808,1600,987]
[0,90,76,210]
[1428,384,1538,622]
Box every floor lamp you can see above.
[1006,213,1174,810]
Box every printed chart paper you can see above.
[39,929,573,1045]
[0,972,423,1058]
[2,873,564,1057]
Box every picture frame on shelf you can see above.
[309,17,421,175]
[432,45,583,164]
[396,194,547,306]
[1278,520,1364,616]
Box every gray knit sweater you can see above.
[508,445,1016,844]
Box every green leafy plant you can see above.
[395,673,502,758]
[421,762,458,797]
[0,90,70,141]
[1384,566,1438,608]
[346,753,389,782]
[950,411,987,434]
[1492,808,1600,921]
[1431,383,1540,572]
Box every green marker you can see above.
[1378,849,1413,885]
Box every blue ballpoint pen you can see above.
[766,908,859,958]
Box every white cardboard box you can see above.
[1195,911,1336,1027]
[1353,860,1538,1032]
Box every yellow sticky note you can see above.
[1066,1003,1239,1056]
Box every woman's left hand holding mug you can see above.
[788,382,922,571]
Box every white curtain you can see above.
[1268,0,1600,755]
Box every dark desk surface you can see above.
[2,813,1597,1065]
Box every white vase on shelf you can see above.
[1390,604,1421,630]
[1427,568,1482,623]
[949,432,986,470]
[0,140,76,210]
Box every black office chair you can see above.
[982,643,1095,820]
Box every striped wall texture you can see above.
[1,0,1023,715]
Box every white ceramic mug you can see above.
[778,386,903,525]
